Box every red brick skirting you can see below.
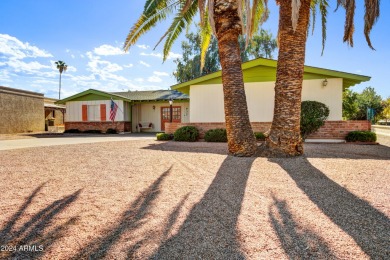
[65,121,132,133]
[165,120,371,139]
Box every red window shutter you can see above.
[100,104,106,121]
[82,105,88,121]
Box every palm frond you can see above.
[161,0,199,61]
[363,0,379,50]
[208,0,217,36]
[200,10,212,71]
[123,1,180,52]
[291,0,302,31]
[343,0,356,47]
[198,0,206,26]
[319,0,328,54]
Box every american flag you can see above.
[110,98,118,122]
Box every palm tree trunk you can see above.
[266,0,311,156]
[59,72,62,100]
[213,0,257,157]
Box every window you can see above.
[172,107,181,120]
[87,105,100,121]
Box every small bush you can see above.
[301,101,330,140]
[106,128,118,134]
[254,132,266,141]
[83,129,102,134]
[346,131,377,142]
[204,128,227,142]
[156,133,173,141]
[174,126,199,142]
[64,129,81,133]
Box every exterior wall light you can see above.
[322,78,328,87]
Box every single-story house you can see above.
[56,89,189,133]
[165,58,371,140]
[0,86,45,134]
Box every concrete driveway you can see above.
[0,133,156,151]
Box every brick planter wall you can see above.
[65,121,131,133]
[165,120,370,139]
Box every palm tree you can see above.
[55,60,67,100]
[265,0,380,156]
[124,0,268,157]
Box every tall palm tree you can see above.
[265,0,380,156]
[124,0,268,157]
[55,60,67,100]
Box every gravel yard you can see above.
[0,135,389,259]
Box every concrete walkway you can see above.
[0,133,156,151]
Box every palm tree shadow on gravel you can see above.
[71,167,173,260]
[150,156,255,259]
[270,156,390,259]
[269,194,338,259]
[0,183,81,260]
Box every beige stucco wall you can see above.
[65,100,125,122]
[132,102,190,132]
[189,78,343,122]
[0,87,44,134]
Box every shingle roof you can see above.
[111,90,189,101]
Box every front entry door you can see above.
[161,106,181,131]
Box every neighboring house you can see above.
[0,86,44,134]
[44,97,66,130]
[56,89,189,133]
[166,58,371,140]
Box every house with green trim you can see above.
[56,89,189,133]
[165,58,371,140]
[57,57,371,138]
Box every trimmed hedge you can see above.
[174,126,199,142]
[204,128,227,142]
[254,132,266,141]
[301,101,330,140]
[106,128,118,134]
[345,131,377,142]
[156,133,173,141]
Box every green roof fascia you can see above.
[55,89,132,104]
[171,58,370,92]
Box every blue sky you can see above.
[0,1,389,99]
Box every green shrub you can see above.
[254,132,266,141]
[64,129,81,133]
[156,133,173,141]
[204,128,227,142]
[106,128,118,134]
[300,101,330,140]
[83,129,102,134]
[174,126,199,142]
[345,131,377,142]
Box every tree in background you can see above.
[342,87,384,122]
[173,29,277,83]
[55,60,67,100]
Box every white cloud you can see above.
[167,51,182,59]
[71,54,75,59]
[140,52,162,58]
[0,34,53,59]
[94,44,126,56]
[80,54,85,58]
[139,61,150,67]
[140,51,181,60]
[66,49,70,53]
[153,71,169,76]
[135,78,144,82]
[124,63,133,68]
[0,58,51,74]
[147,75,162,83]
[137,44,150,49]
